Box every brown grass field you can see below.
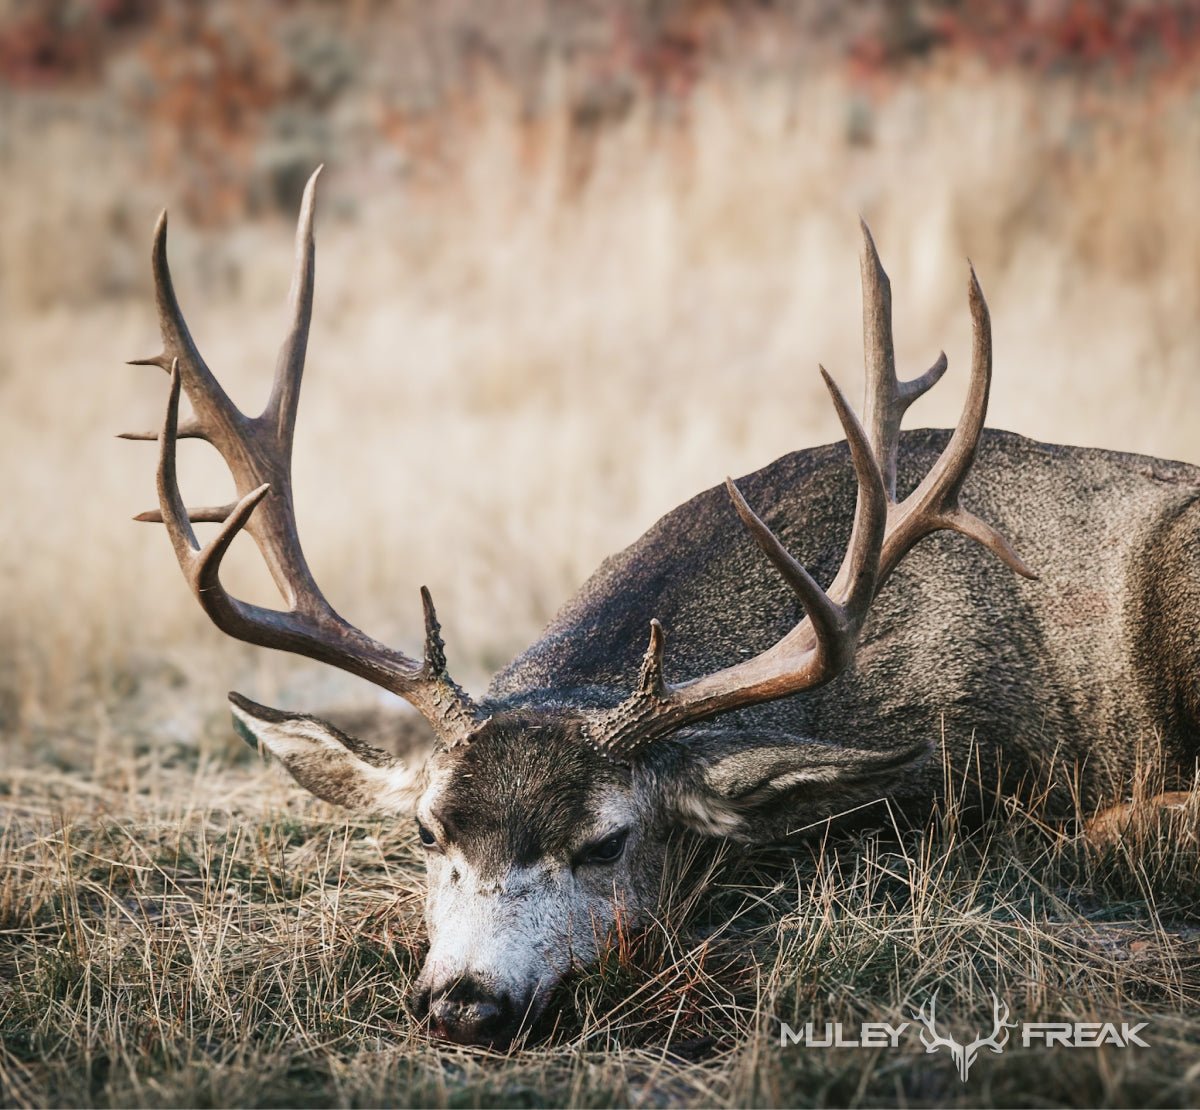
[2,3,1200,1106]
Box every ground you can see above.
[2,729,1197,1107]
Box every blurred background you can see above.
[2,0,1199,771]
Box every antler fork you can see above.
[123,169,481,745]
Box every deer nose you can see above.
[415,977,519,1047]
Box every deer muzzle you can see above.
[410,975,526,1047]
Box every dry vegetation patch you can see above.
[2,759,1198,1107]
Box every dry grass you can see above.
[2,756,1198,1108]
[3,22,1200,1107]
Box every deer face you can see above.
[229,698,671,1047]
[408,716,660,1046]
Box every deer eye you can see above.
[575,829,629,868]
[416,821,439,850]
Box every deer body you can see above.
[126,170,1200,1047]
[490,428,1200,827]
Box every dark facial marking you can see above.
[435,713,627,871]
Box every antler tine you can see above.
[635,619,668,698]
[148,210,243,441]
[819,366,888,619]
[134,502,238,524]
[860,220,949,499]
[263,165,321,450]
[420,585,450,677]
[117,420,206,441]
[726,366,887,660]
[932,263,991,505]
[192,483,273,604]
[156,361,200,564]
[859,218,896,490]
[724,478,846,655]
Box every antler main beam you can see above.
[124,169,480,745]
[585,223,1035,762]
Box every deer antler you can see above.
[124,168,481,745]
[585,223,1036,761]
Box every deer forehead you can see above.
[420,735,635,874]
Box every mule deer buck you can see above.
[125,170,1200,1047]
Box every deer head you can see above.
[125,170,1032,1046]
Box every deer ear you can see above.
[229,692,423,812]
[666,734,929,838]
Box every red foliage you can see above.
[848,0,1200,80]
[132,6,292,224]
[3,1,1197,224]
[0,0,156,87]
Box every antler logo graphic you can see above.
[913,991,1017,1082]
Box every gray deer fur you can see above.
[492,427,1200,828]
[129,170,1200,1047]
